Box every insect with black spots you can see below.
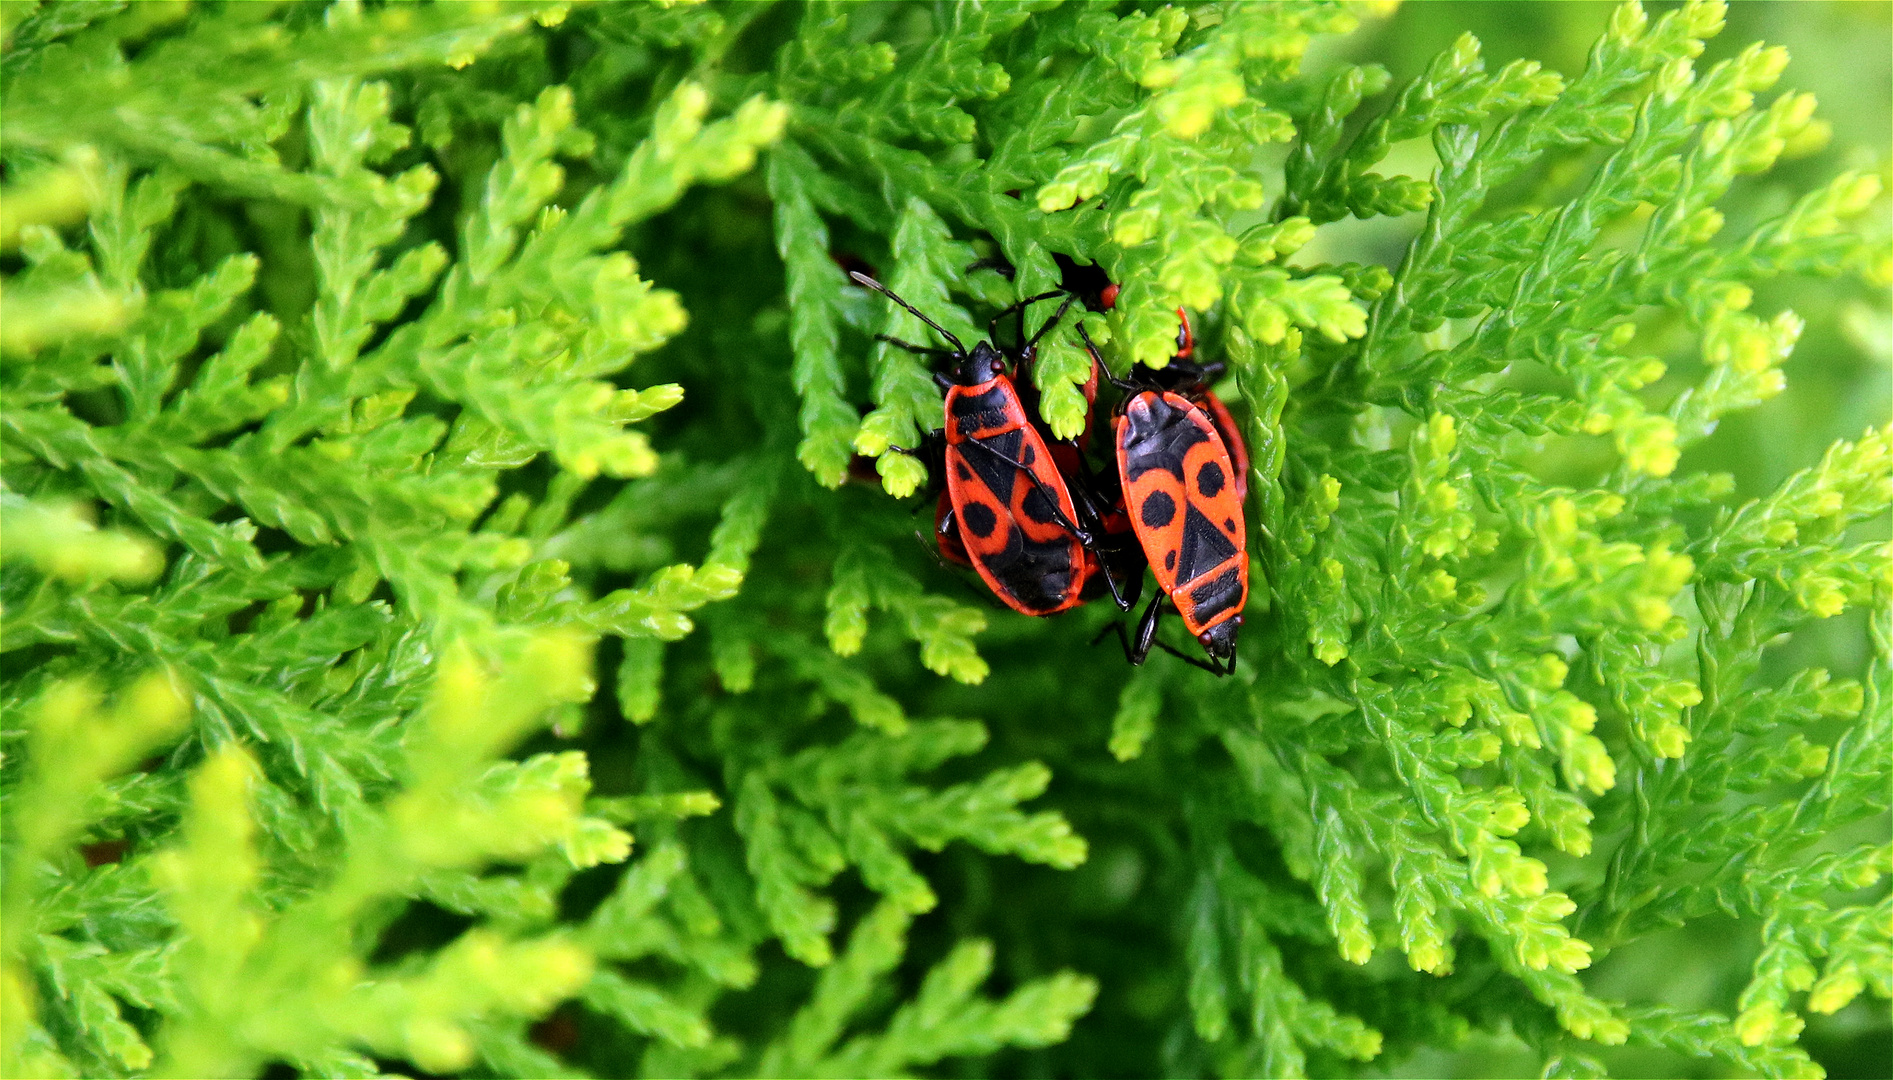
[1079,320,1249,675]
[851,271,1131,616]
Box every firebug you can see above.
[1078,322,1249,674]
[851,271,1128,616]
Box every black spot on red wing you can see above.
[1187,565,1244,622]
[964,429,1024,504]
[961,501,998,538]
[1139,490,1176,529]
[1173,504,1238,584]
[1121,394,1209,484]
[1020,443,1035,466]
[958,439,1081,613]
[1196,460,1225,498]
[957,462,972,481]
[1224,518,1236,533]
[1021,485,1058,525]
[1164,549,1176,571]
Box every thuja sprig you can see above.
[2,2,1886,1078]
[1237,1,1887,1073]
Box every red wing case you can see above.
[944,377,1090,616]
[1115,391,1248,637]
[1198,390,1249,505]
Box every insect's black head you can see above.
[951,341,1008,386]
[1198,615,1241,660]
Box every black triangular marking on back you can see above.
[964,429,1023,504]
[1174,503,1238,584]
[1122,396,1209,484]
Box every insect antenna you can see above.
[850,271,966,355]
[875,334,955,359]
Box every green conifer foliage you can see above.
[1,2,1886,1077]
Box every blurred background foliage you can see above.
[1,1,1888,1078]
[1318,4,1891,1076]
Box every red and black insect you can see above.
[929,285,1098,572]
[852,271,1126,616]
[1080,321,1249,675]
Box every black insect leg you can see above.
[1089,591,1162,664]
[892,434,948,476]
[1058,444,1141,612]
[1083,505,1134,611]
[876,333,960,395]
[1133,589,1166,663]
[1025,292,1080,352]
[885,432,950,502]
[965,255,1016,281]
[1087,535,1132,611]
[1090,593,1232,676]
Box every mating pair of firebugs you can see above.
[851,267,1249,675]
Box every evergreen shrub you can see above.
[1,1,1888,1077]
